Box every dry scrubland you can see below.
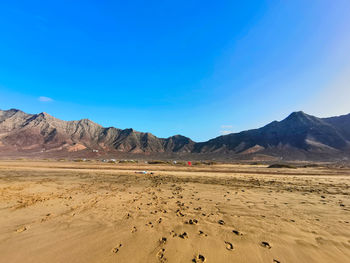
[0,161,349,263]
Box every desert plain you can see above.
[0,160,349,263]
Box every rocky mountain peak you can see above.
[0,108,350,160]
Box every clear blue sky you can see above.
[1,1,350,141]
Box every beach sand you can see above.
[0,160,349,263]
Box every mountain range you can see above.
[1,108,350,161]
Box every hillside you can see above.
[0,109,350,160]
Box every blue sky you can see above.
[1,0,350,141]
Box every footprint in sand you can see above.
[218,220,225,225]
[111,243,122,254]
[232,230,243,236]
[16,226,27,233]
[186,219,198,225]
[157,248,166,262]
[159,237,167,244]
[198,230,208,237]
[146,222,154,228]
[225,241,234,251]
[131,226,137,233]
[260,241,272,249]
[176,209,185,217]
[179,232,189,239]
[170,230,177,237]
[41,213,52,222]
[273,259,281,263]
[192,254,206,262]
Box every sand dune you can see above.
[0,161,349,262]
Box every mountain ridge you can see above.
[1,108,350,161]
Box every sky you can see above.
[1,0,350,142]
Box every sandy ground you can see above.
[0,161,349,263]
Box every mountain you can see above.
[0,109,350,160]
[0,109,194,156]
[323,114,350,141]
[193,111,350,160]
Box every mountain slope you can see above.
[323,113,350,141]
[0,109,195,155]
[0,109,350,160]
[193,111,350,156]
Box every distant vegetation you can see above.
[117,160,138,163]
[147,160,169,164]
[301,164,319,168]
[249,162,262,165]
[268,163,297,169]
[146,160,216,165]
[192,161,216,165]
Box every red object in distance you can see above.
[187,161,192,166]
